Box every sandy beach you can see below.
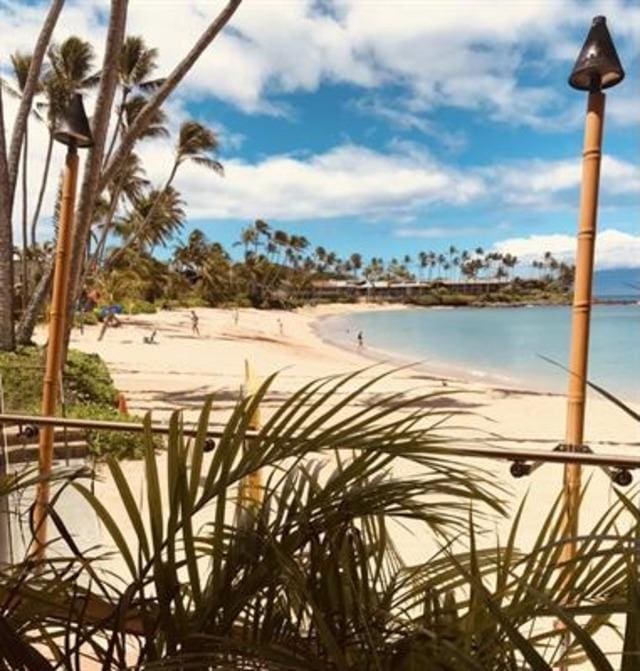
[29,304,639,665]
[39,304,634,561]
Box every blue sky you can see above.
[1,0,639,268]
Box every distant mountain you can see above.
[594,268,640,299]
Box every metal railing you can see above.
[1,412,638,476]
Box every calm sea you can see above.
[319,304,639,400]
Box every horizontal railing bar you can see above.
[0,412,239,439]
[1,413,638,470]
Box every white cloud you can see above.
[3,0,635,125]
[494,229,640,269]
[153,143,485,221]
[485,155,640,207]
[396,222,511,239]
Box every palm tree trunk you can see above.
[0,88,15,351]
[92,191,121,268]
[16,261,53,345]
[0,0,63,352]
[102,87,128,167]
[30,132,54,247]
[66,0,243,356]
[20,126,29,309]
[105,160,178,268]
[7,0,64,198]
[61,0,128,359]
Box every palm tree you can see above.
[89,97,167,268]
[113,186,185,255]
[108,121,222,267]
[30,36,98,246]
[104,36,164,164]
[350,252,362,279]
[235,226,258,260]
[9,51,37,307]
[91,152,150,267]
[314,246,327,273]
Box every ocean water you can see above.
[319,304,639,400]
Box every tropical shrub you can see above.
[123,298,157,314]
[0,371,637,668]
[0,347,152,459]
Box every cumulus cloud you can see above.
[135,141,485,221]
[494,229,640,269]
[2,0,637,124]
[485,155,640,207]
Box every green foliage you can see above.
[74,310,99,326]
[123,297,157,314]
[0,371,638,668]
[0,348,43,412]
[65,349,118,407]
[408,292,474,307]
[0,346,150,459]
[65,402,153,459]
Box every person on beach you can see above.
[277,318,284,336]
[357,330,363,348]
[191,310,200,336]
[233,308,239,325]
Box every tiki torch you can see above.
[34,93,93,555]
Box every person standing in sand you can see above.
[191,310,200,336]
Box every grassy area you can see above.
[0,346,149,458]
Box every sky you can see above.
[1,0,639,270]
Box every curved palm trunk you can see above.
[0,1,63,351]
[92,188,122,268]
[102,87,128,167]
[7,0,64,198]
[106,160,178,268]
[30,132,54,247]
[0,88,15,351]
[20,126,29,308]
[61,0,129,361]
[16,261,53,345]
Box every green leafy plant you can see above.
[0,371,637,668]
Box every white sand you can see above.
[57,305,637,550]
[26,304,636,664]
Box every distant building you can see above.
[309,278,511,301]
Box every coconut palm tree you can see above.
[89,97,167,268]
[91,152,150,267]
[29,36,98,247]
[113,185,185,254]
[235,225,258,260]
[350,252,363,279]
[108,121,222,267]
[9,52,38,307]
[104,36,164,164]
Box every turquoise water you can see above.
[319,305,639,400]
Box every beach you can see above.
[37,304,633,563]
[31,304,638,665]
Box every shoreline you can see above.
[29,304,638,589]
[309,304,563,398]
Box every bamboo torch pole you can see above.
[560,91,605,562]
[34,143,79,555]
